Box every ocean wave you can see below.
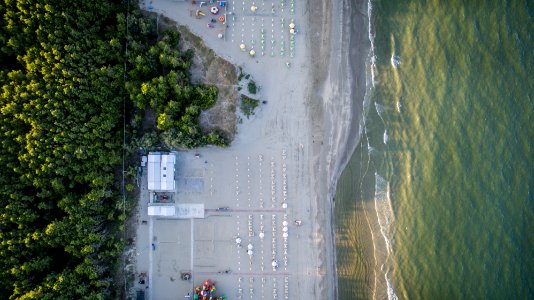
[374,102,385,119]
[368,0,378,88]
[396,100,402,113]
[374,173,398,300]
[386,276,399,300]
[374,173,394,250]
[391,55,401,68]
[361,1,399,299]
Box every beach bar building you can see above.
[147,152,176,192]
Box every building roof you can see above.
[148,205,176,217]
[147,153,176,191]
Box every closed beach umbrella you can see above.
[249,49,256,57]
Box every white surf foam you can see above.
[368,0,378,88]
[374,173,398,300]
[374,102,385,119]
[362,1,400,299]
[390,54,401,68]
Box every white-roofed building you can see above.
[147,152,176,191]
[147,205,176,217]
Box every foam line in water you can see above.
[391,55,401,68]
[365,1,399,298]
[368,0,378,88]
[374,173,394,251]
[386,276,399,300]
[374,173,398,299]
[375,102,385,119]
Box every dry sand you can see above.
[130,0,370,299]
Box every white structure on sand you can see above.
[147,205,176,217]
[147,152,176,191]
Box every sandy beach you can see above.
[131,0,370,299]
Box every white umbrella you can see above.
[272,261,278,267]
[282,221,288,226]
[290,28,295,34]
[289,23,295,29]
[249,49,256,57]
[247,244,253,250]
[282,203,287,208]
[251,5,257,12]
[259,232,265,239]
[283,226,288,232]
[248,250,253,256]
[218,33,223,39]
[236,237,242,244]
[283,232,288,238]
[240,44,246,51]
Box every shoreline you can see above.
[310,0,371,298]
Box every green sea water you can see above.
[335,0,534,299]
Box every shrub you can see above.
[240,95,259,118]
[247,80,257,94]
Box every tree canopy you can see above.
[0,0,226,298]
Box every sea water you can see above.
[335,0,534,299]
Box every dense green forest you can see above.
[0,0,224,298]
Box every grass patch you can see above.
[240,95,259,118]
